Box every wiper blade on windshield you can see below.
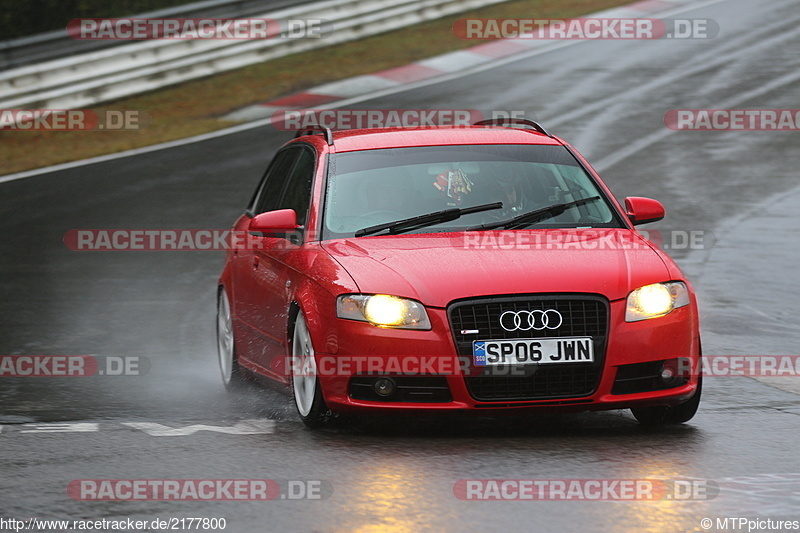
[355,202,503,237]
[465,196,601,231]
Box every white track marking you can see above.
[0,419,276,436]
[18,422,99,433]
[120,419,275,436]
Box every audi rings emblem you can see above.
[499,309,563,331]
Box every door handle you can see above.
[253,255,260,269]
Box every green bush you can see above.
[0,0,200,39]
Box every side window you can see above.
[278,148,316,225]
[252,149,299,215]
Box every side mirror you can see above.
[249,209,300,236]
[624,197,665,226]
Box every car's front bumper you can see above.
[314,300,701,415]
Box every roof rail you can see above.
[295,125,333,145]
[473,118,553,138]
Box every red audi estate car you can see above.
[216,119,701,427]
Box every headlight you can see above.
[336,294,431,330]
[625,282,690,322]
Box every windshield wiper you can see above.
[465,196,601,231]
[355,202,503,237]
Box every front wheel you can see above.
[217,288,249,390]
[290,311,333,428]
[631,374,702,425]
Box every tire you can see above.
[217,287,249,390]
[631,374,702,425]
[290,311,333,428]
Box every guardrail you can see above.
[0,0,312,70]
[0,0,507,110]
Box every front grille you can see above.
[448,295,609,401]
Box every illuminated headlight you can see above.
[625,282,690,322]
[336,294,431,330]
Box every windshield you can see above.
[322,144,622,239]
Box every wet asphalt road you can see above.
[2,0,800,531]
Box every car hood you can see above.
[320,229,672,308]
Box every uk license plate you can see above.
[473,337,594,366]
